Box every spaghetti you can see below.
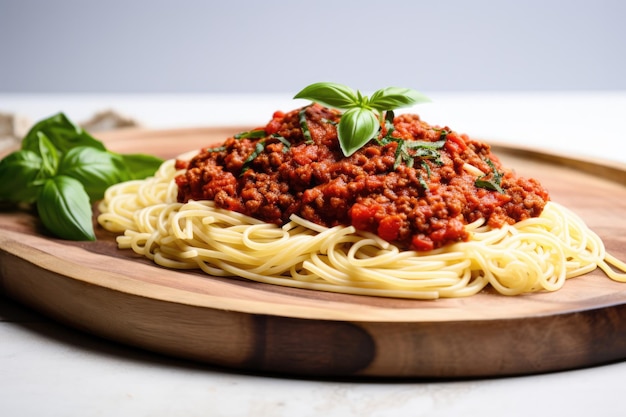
[97,158,626,299]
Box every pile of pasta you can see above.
[97,159,626,299]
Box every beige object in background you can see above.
[0,110,139,152]
[0,112,30,151]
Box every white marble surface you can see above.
[1,93,626,417]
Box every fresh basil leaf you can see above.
[405,139,447,150]
[338,107,379,157]
[241,142,265,175]
[0,111,165,241]
[294,82,359,109]
[204,145,226,153]
[368,87,431,111]
[33,132,61,178]
[22,112,105,154]
[393,140,407,169]
[37,175,95,241]
[295,82,431,157]
[117,153,164,180]
[0,150,45,203]
[272,134,291,151]
[298,106,314,144]
[475,159,505,194]
[475,178,504,194]
[234,129,267,139]
[57,147,128,201]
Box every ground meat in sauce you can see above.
[175,104,550,251]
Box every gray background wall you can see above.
[1,0,624,93]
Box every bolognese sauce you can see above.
[175,104,549,251]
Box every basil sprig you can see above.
[0,113,163,240]
[294,82,430,156]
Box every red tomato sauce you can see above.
[175,104,549,250]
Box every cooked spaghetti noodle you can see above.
[97,158,626,299]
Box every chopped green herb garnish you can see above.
[234,129,267,139]
[433,127,450,141]
[421,160,432,178]
[389,138,446,169]
[272,134,292,153]
[298,107,314,144]
[239,134,292,175]
[205,145,226,153]
[475,158,504,193]
[376,115,447,170]
[241,142,265,175]
[417,172,429,191]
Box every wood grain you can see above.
[1,126,626,378]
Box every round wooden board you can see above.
[2,126,626,379]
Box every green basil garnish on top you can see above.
[294,82,430,157]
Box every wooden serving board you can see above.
[1,127,626,379]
